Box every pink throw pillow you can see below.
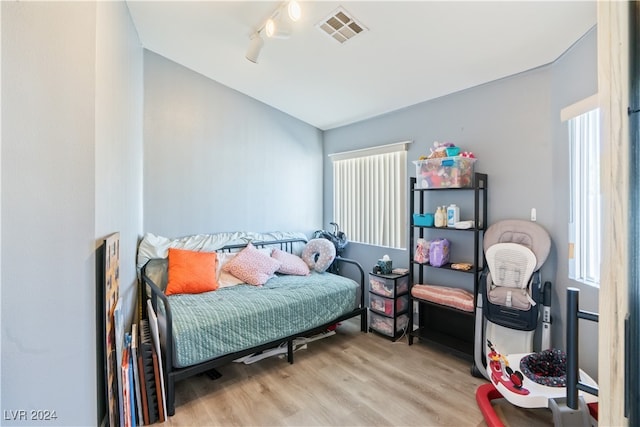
[272,249,310,276]
[222,243,281,286]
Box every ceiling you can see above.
[126,1,597,131]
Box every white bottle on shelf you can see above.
[447,204,459,227]
[434,206,445,228]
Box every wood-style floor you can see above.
[162,319,553,426]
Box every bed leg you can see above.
[167,376,176,416]
[361,309,368,332]
[287,340,294,364]
[206,368,222,380]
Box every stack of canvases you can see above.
[119,305,167,427]
[104,230,166,427]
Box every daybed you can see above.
[137,231,367,416]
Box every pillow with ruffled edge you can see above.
[166,248,219,295]
[215,252,244,288]
[301,238,336,273]
[222,243,281,286]
[272,248,310,276]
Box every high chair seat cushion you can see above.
[486,242,537,289]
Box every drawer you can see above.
[369,311,409,337]
[368,273,409,298]
[369,293,409,317]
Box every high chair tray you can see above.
[491,353,598,409]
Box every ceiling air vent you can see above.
[316,7,367,44]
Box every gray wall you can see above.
[1,2,143,426]
[143,51,324,238]
[324,28,598,376]
[549,28,600,373]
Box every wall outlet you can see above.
[531,208,537,222]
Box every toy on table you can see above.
[487,340,529,395]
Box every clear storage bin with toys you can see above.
[369,311,409,338]
[413,141,477,189]
[369,293,409,317]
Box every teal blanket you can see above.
[167,272,359,368]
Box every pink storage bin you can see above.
[370,293,409,316]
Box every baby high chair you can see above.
[473,219,552,377]
[472,219,598,426]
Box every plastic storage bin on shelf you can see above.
[413,156,477,189]
[369,273,409,297]
[413,213,435,227]
[370,312,409,337]
[370,293,409,317]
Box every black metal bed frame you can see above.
[140,238,367,416]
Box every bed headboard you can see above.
[141,236,308,293]
[137,231,308,273]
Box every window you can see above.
[565,101,601,286]
[330,141,410,249]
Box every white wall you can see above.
[143,51,323,238]
[94,3,144,423]
[1,2,143,425]
[95,1,144,329]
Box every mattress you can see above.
[165,271,359,368]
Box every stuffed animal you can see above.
[427,141,452,159]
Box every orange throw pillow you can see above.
[166,248,219,295]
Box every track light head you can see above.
[245,1,302,62]
[265,12,292,39]
[288,1,301,22]
[245,33,264,63]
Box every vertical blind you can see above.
[568,108,601,285]
[562,93,601,287]
[331,143,408,249]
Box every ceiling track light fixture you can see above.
[245,32,264,63]
[245,1,301,63]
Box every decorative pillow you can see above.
[271,248,310,276]
[166,248,218,295]
[218,270,245,288]
[222,243,281,286]
[301,238,336,273]
[216,253,245,288]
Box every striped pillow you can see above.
[411,284,474,312]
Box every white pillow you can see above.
[216,253,244,288]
